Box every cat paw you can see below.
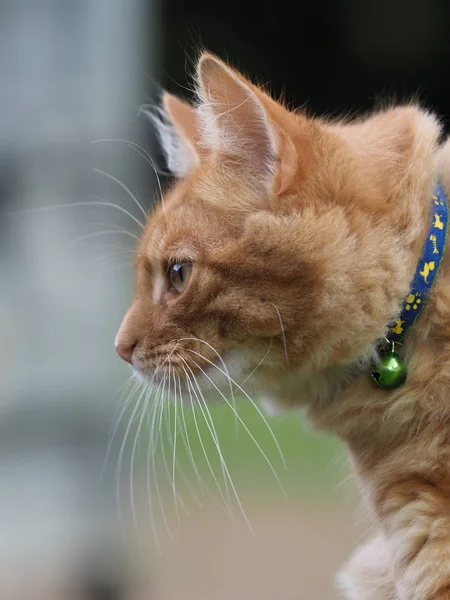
[337,535,396,600]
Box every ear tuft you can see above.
[141,94,199,178]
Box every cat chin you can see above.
[130,348,266,406]
[176,348,250,403]
[130,366,152,384]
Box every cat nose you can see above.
[115,339,136,364]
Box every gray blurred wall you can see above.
[0,1,155,597]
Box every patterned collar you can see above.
[371,182,449,389]
[389,182,449,343]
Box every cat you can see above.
[115,52,450,600]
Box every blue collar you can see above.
[371,182,449,389]
[388,181,449,344]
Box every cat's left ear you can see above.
[145,93,202,178]
[196,53,297,195]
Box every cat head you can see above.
[115,53,439,402]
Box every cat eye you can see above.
[169,262,193,293]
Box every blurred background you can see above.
[1,1,450,599]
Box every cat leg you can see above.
[373,472,450,600]
[338,534,397,600]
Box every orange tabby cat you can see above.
[115,52,450,599]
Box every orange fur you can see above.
[116,53,450,599]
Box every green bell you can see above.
[370,341,407,390]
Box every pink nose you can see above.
[115,340,136,364]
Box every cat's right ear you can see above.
[145,93,201,178]
[195,53,299,196]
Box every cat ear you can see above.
[196,54,281,191]
[162,93,203,158]
[144,93,200,178]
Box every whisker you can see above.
[101,376,141,484]
[177,337,238,436]
[90,195,145,229]
[108,373,140,432]
[90,139,165,201]
[183,361,254,534]
[170,371,203,508]
[181,363,233,517]
[115,360,169,544]
[151,374,179,546]
[157,366,188,521]
[144,376,165,555]
[162,366,181,521]
[176,373,208,506]
[86,220,141,238]
[183,363,233,510]
[93,168,148,220]
[115,366,165,485]
[189,355,286,497]
[269,301,289,364]
[128,382,154,546]
[176,355,241,512]
[168,366,192,517]
[99,371,136,411]
[239,339,273,388]
[187,347,287,471]
[12,199,145,230]
[115,383,148,540]
[171,367,179,518]
[93,250,135,265]
[68,229,140,248]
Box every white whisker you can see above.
[187,347,286,471]
[176,373,208,506]
[189,355,286,497]
[186,366,233,508]
[115,383,148,539]
[90,195,145,229]
[91,139,165,202]
[93,168,148,220]
[156,366,189,522]
[87,221,141,239]
[128,382,153,546]
[181,359,253,532]
[12,199,145,230]
[144,376,166,554]
[167,366,193,517]
[115,359,169,545]
[161,366,182,521]
[68,229,139,248]
[101,376,141,484]
[171,368,179,518]
[181,363,233,517]
[93,250,135,266]
[239,339,273,388]
[151,375,179,546]
[269,301,288,363]
[170,372,203,507]
[177,337,238,434]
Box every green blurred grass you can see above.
[151,397,349,501]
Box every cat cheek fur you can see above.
[116,51,450,599]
